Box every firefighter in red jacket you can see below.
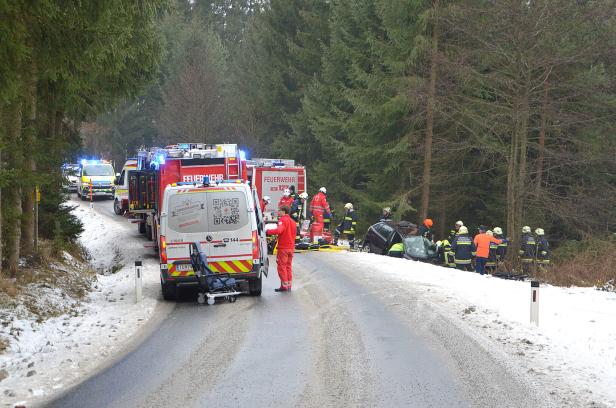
[266,205,296,292]
[278,188,294,210]
[309,187,331,224]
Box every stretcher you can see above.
[189,242,243,305]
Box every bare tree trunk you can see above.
[4,100,23,274]
[536,77,549,192]
[21,63,37,256]
[516,85,530,231]
[420,0,439,221]
[506,97,520,260]
[0,106,3,274]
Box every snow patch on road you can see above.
[0,200,162,407]
[337,252,616,408]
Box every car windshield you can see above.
[83,164,114,176]
[63,166,79,176]
[403,236,429,258]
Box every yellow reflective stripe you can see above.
[232,260,250,272]
[219,262,235,273]
[209,263,220,272]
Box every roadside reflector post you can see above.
[89,180,93,209]
[135,260,143,303]
[530,280,539,326]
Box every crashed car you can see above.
[361,220,438,262]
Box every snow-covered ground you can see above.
[344,252,616,407]
[0,199,163,407]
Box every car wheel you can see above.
[113,199,124,215]
[161,280,177,301]
[249,276,262,296]
[362,241,371,253]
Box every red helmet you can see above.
[424,218,433,228]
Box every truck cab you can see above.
[158,180,268,300]
[77,160,115,200]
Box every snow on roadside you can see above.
[338,252,616,408]
[0,199,162,407]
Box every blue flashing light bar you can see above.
[239,150,247,161]
[157,154,166,165]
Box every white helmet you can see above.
[383,207,391,213]
[319,187,327,194]
[522,225,531,233]
[535,228,545,236]
[493,227,503,235]
[458,225,468,234]
[455,220,464,227]
[486,230,493,236]
[283,188,290,197]
[344,203,353,210]
[263,196,271,203]
[299,192,308,200]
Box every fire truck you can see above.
[248,158,307,222]
[128,143,248,241]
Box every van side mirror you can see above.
[114,176,120,185]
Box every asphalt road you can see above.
[46,198,555,408]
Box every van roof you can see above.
[166,181,249,192]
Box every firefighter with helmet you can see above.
[333,203,358,249]
[519,225,537,273]
[380,207,392,223]
[310,187,331,224]
[452,225,475,271]
[535,228,550,267]
[419,218,434,242]
[449,220,464,243]
[493,226,508,262]
[293,192,309,242]
[278,188,294,209]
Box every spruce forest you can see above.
[2,1,616,283]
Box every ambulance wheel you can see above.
[249,276,262,296]
[161,280,177,301]
[113,199,124,215]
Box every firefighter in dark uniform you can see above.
[485,230,498,273]
[535,228,550,270]
[379,207,392,223]
[448,220,464,243]
[451,225,475,271]
[519,225,537,274]
[333,203,358,249]
[493,226,508,263]
[292,192,308,242]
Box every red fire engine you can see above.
[128,143,248,243]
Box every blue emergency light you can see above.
[203,175,211,187]
[239,150,247,161]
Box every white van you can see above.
[113,158,137,215]
[158,180,268,300]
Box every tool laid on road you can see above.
[189,242,243,305]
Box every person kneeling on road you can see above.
[266,205,296,292]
